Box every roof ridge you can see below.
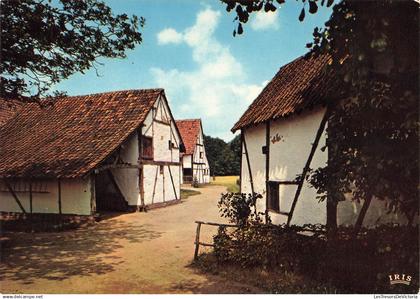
[57,88,163,100]
[176,118,201,122]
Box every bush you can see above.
[211,223,418,293]
[192,176,199,188]
[211,192,419,293]
[218,192,265,226]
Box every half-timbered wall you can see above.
[241,106,410,227]
[140,95,181,205]
[0,177,92,215]
[192,126,210,184]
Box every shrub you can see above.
[192,176,199,188]
[217,192,266,226]
[211,192,419,293]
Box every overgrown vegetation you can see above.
[194,192,419,293]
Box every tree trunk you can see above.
[326,198,338,233]
[354,195,372,235]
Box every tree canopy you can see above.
[204,135,241,176]
[222,0,419,228]
[1,0,144,102]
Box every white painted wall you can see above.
[0,177,92,215]
[142,164,180,205]
[192,125,211,184]
[154,121,172,162]
[337,197,410,226]
[241,106,409,227]
[141,94,181,206]
[183,155,192,169]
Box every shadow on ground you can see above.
[168,275,262,294]
[0,218,162,284]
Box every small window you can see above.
[199,152,204,159]
[168,140,172,150]
[142,137,153,160]
[160,165,164,175]
[267,181,280,213]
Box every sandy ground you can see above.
[0,185,261,294]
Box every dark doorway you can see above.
[183,168,193,183]
[95,170,128,212]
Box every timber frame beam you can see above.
[286,106,331,226]
[242,131,255,195]
[4,179,26,213]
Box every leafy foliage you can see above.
[1,0,144,101]
[204,134,241,176]
[218,192,265,226]
[211,221,419,293]
[222,0,419,225]
[192,176,199,188]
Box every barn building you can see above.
[0,89,184,218]
[175,119,210,185]
[232,54,409,227]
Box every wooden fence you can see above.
[193,220,239,260]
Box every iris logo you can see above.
[388,273,412,285]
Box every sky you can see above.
[56,0,333,141]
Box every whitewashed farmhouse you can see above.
[0,89,184,218]
[175,119,210,185]
[232,54,409,227]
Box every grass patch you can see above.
[180,189,201,199]
[210,176,240,193]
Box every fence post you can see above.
[194,222,202,260]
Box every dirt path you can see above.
[0,185,261,294]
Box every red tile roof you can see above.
[0,99,23,125]
[175,119,201,155]
[0,89,163,178]
[232,54,333,132]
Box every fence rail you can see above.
[193,220,239,260]
[193,220,328,260]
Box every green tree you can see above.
[204,135,241,176]
[1,0,144,102]
[222,0,419,230]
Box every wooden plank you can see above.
[265,121,270,223]
[162,165,166,202]
[195,220,239,227]
[138,128,145,210]
[239,132,243,192]
[153,118,171,126]
[277,181,299,185]
[4,180,26,213]
[95,163,138,172]
[141,160,180,166]
[90,174,96,214]
[58,178,62,215]
[29,181,33,214]
[242,132,255,195]
[287,107,330,226]
[106,170,127,202]
[168,165,178,200]
[195,242,214,247]
[151,166,159,204]
[194,222,202,260]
